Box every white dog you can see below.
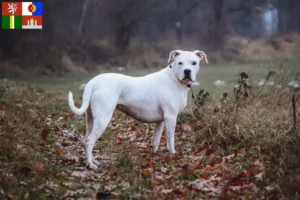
[68,50,208,169]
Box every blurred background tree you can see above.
[1,0,300,76]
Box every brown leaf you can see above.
[61,141,71,146]
[173,188,183,195]
[104,183,117,191]
[71,171,88,178]
[41,128,49,139]
[55,148,63,154]
[151,180,159,187]
[7,119,14,127]
[199,123,205,129]
[182,121,192,132]
[208,153,216,161]
[67,156,79,163]
[253,122,259,128]
[31,163,44,173]
[130,126,137,131]
[142,169,151,176]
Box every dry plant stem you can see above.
[292,95,296,129]
[239,38,252,73]
[232,103,238,125]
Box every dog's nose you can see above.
[184,69,191,76]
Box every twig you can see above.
[239,38,252,74]
[292,95,297,129]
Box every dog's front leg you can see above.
[164,116,177,154]
[152,122,164,153]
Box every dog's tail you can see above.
[68,80,94,116]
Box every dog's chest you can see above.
[116,104,163,123]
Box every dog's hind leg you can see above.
[82,106,100,166]
[152,122,164,153]
[83,106,93,146]
[85,118,111,169]
[85,92,116,169]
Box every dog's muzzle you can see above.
[183,69,192,81]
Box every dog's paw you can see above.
[152,145,158,153]
[86,162,98,170]
[93,158,100,166]
[170,149,176,154]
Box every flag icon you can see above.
[22,2,42,16]
[2,15,22,29]
[2,2,22,15]
[2,2,42,29]
[22,16,42,29]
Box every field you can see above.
[1,62,300,199]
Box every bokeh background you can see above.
[1,2,300,199]
[0,0,300,77]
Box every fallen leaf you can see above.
[120,181,130,189]
[73,188,87,195]
[71,171,88,178]
[253,122,259,128]
[61,141,71,146]
[92,183,101,190]
[41,128,49,139]
[55,148,63,154]
[46,181,59,190]
[208,153,216,161]
[265,185,274,191]
[142,169,151,176]
[160,167,168,173]
[182,121,192,132]
[161,189,172,194]
[255,172,264,181]
[62,182,74,188]
[104,183,117,191]
[254,160,265,170]
[31,163,44,173]
[67,156,79,163]
[7,119,14,127]
[199,123,205,129]
[24,192,29,200]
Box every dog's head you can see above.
[168,50,208,85]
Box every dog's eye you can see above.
[178,62,183,65]
[192,61,197,65]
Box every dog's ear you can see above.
[194,50,208,64]
[168,50,181,63]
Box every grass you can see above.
[0,63,300,199]
[7,58,299,98]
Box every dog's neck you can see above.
[165,65,191,90]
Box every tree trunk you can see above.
[175,0,182,43]
[209,0,225,51]
[78,0,90,36]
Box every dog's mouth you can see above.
[181,77,194,84]
[181,76,193,82]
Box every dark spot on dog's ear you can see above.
[169,65,172,68]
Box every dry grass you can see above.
[224,32,300,62]
[192,89,300,161]
[1,73,300,199]
[183,73,300,198]
[0,83,69,199]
